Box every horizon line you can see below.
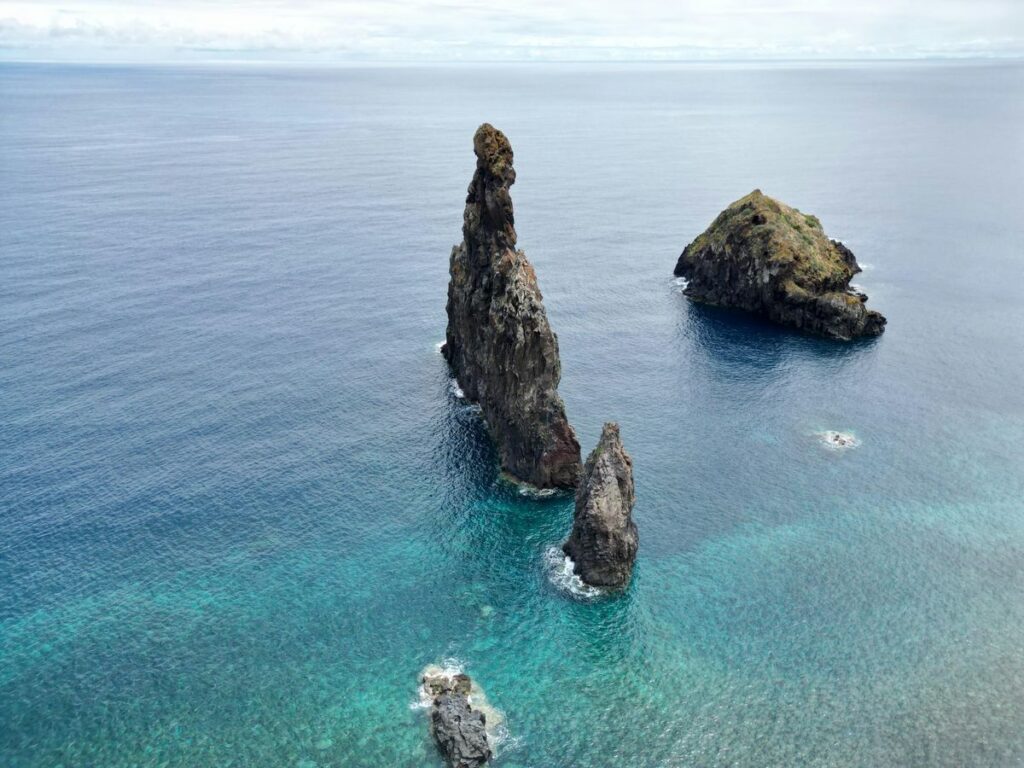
[2,53,1022,68]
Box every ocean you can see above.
[1,61,1023,767]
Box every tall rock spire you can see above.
[442,124,582,489]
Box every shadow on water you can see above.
[426,360,575,575]
[674,296,881,384]
[431,366,498,497]
[647,292,888,547]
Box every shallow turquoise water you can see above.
[2,62,1023,767]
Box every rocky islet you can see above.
[421,668,492,768]
[674,190,886,340]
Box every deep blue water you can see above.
[2,61,1023,767]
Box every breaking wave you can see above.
[517,485,558,499]
[544,546,602,600]
[414,660,512,753]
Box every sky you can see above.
[1,0,1022,63]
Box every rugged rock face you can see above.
[423,670,491,768]
[674,190,886,340]
[443,124,582,489]
[563,423,638,588]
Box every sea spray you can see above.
[544,546,602,600]
[415,661,510,754]
[449,378,466,399]
[495,472,568,499]
[817,430,861,451]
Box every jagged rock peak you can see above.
[563,422,638,588]
[464,124,516,254]
[442,124,582,489]
[674,190,886,340]
[422,670,491,768]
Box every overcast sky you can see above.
[1,0,1022,62]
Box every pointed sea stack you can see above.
[564,423,638,588]
[443,124,582,489]
[674,190,886,340]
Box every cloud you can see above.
[0,0,1022,61]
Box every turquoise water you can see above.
[2,62,1023,767]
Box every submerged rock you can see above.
[674,190,886,340]
[443,124,582,489]
[563,423,638,588]
[422,669,492,768]
[819,430,860,450]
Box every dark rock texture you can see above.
[674,190,886,340]
[423,671,491,768]
[443,124,582,489]
[563,422,638,588]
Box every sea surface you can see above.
[2,61,1023,767]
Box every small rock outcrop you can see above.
[674,190,886,340]
[443,124,582,489]
[423,670,492,768]
[563,423,638,588]
[819,430,860,450]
